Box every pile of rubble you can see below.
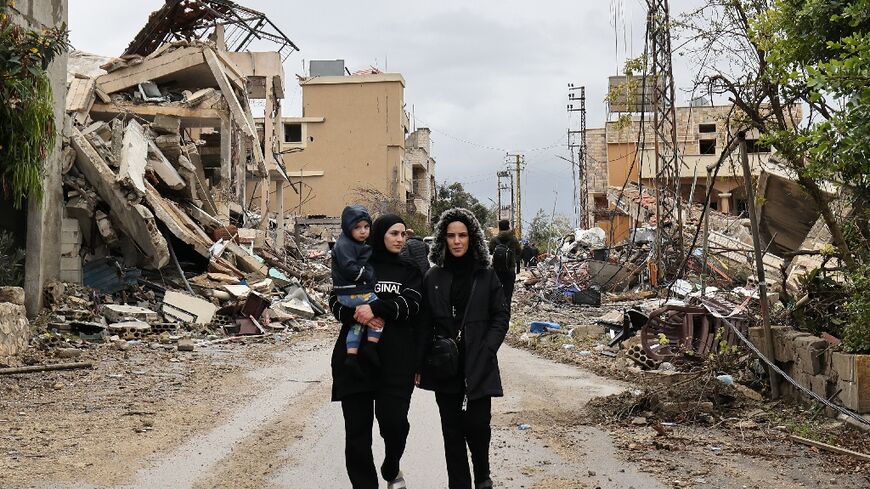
[14,35,344,355]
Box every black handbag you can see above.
[426,334,460,379]
[425,279,477,379]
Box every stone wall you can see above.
[0,287,30,357]
[750,326,869,414]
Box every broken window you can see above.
[698,123,716,133]
[746,139,771,153]
[699,139,716,155]
[284,123,302,144]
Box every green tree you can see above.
[678,0,870,351]
[430,182,494,230]
[526,209,571,252]
[759,0,870,352]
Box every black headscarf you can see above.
[369,214,406,263]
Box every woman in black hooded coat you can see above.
[329,214,423,489]
[418,207,510,489]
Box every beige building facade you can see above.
[403,128,436,221]
[593,104,791,243]
[266,72,419,218]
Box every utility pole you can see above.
[647,0,684,279]
[739,132,780,398]
[567,84,587,228]
[568,83,586,228]
[505,153,525,237]
[496,170,514,226]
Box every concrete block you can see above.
[0,287,25,306]
[177,338,195,352]
[832,352,856,382]
[748,326,766,347]
[151,114,181,135]
[857,355,870,414]
[810,374,831,399]
[836,379,861,413]
[794,336,828,375]
[108,320,151,340]
[102,304,160,324]
[162,290,217,325]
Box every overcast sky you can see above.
[69,0,705,226]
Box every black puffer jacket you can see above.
[418,207,510,400]
[329,216,423,402]
[418,265,509,399]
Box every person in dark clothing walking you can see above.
[400,228,430,276]
[520,240,534,268]
[418,207,511,489]
[329,214,423,489]
[488,219,521,305]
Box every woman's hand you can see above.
[354,304,375,325]
[368,317,385,329]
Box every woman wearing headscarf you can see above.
[329,214,423,489]
[418,208,510,489]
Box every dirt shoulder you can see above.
[506,293,870,489]
[0,328,330,488]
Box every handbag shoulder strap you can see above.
[456,278,478,342]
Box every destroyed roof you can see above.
[124,0,299,61]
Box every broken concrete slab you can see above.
[162,290,218,325]
[151,114,181,135]
[66,76,96,125]
[224,241,268,277]
[144,182,214,258]
[96,46,207,94]
[71,126,169,269]
[272,298,315,320]
[118,119,149,195]
[206,272,239,284]
[102,304,160,324]
[222,284,251,298]
[146,140,186,190]
[94,210,120,246]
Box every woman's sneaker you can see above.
[474,479,493,489]
[387,470,407,489]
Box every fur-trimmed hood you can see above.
[429,207,491,268]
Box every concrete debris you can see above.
[162,291,218,325]
[102,304,160,324]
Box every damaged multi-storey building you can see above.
[2,0,307,342]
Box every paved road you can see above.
[50,340,661,489]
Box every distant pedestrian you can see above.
[488,219,521,305]
[401,228,430,276]
[329,214,423,489]
[520,241,535,268]
[528,243,540,267]
[418,207,510,489]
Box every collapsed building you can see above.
[0,0,349,358]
